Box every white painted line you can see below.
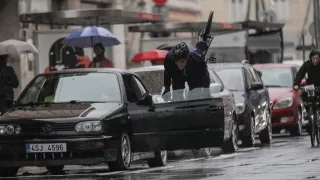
[238,147,260,152]
[207,152,248,160]
[178,157,206,162]
[122,166,174,174]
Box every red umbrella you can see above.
[131,49,168,62]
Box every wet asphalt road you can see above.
[5,132,320,180]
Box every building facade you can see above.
[200,0,313,61]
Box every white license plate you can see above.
[26,143,67,153]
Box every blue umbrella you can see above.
[63,26,120,48]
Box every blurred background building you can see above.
[0,0,316,96]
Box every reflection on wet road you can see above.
[6,133,320,180]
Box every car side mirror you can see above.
[137,93,153,106]
[301,79,306,86]
[250,82,263,91]
[210,83,223,93]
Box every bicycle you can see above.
[300,84,320,147]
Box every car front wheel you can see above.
[259,112,272,144]
[222,115,238,154]
[147,150,167,168]
[242,116,255,147]
[289,109,302,136]
[108,133,132,171]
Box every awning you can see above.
[239,20,285,31]
[128,21,243,34]
[20,9,164,26]
[128,20,285,34]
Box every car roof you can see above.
[208,63,250,69]
[253,63,298,69]
[37,68,135,76]
[129,65,164,72]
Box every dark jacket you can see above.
[0,66,19,100]
[163,43,210,91]
[294,60,320,86]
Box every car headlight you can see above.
[75,121,103,133]
[273,97,293,109]
[235,103,245,114]
[0,125,21,135]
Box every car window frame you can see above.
[209,69,225,88]
[248,67,262,83]
[244,67,255,88]
[131,75,148,99]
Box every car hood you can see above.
[231,91,246,104]
[268,87,293,102]
[1,102,123,121]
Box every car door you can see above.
[209,69,234,138]
[244,67,262,130]
[131,78,225,151]
[124,75,153,152]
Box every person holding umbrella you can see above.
[89,43,114,68]
[0,55,19,115]
[63,26,120,69]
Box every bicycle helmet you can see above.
[172,42,189,62]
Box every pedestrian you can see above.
[0,54,19,115]
[89,43,114,68]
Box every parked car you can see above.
[208,61,272,147]
[253,64,308,136]
[130,66,238,156]
[0,68,232,177]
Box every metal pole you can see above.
[302,33,306,61]
[313,0,319,49]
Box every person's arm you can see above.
[8,67,19,88]
[294,61,307,86]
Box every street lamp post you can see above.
[313,0,320,49]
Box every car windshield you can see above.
[257,68,293,87]
[214,68,244,91]
[17,72,121,104]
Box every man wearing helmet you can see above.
[293,50,320,90]
[162,42,210,101]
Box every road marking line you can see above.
[238,147,260,152]
[122,166,174,174]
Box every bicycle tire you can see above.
[316,109,320,145]
[309,108,316,147]
[203,11,214,40]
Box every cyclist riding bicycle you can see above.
[293,50,320,90]
[293,50,320,146]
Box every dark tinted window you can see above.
[214,68,244,91]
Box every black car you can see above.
[208,61,272,147]
[0,68,229,177]
[130,66,238,156]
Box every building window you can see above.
[229,0,248,22]
[273,0,290,22]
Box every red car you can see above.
[254,64,308,136]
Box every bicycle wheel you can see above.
[202,10,214,42]
[316,109,320,145]
[309,108,316,147]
